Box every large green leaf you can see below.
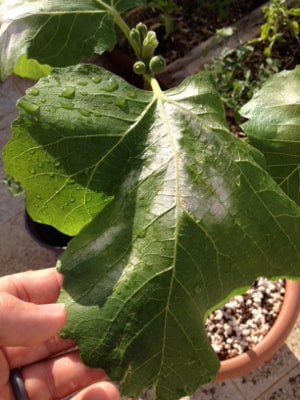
[3,64,153,235]
[240,67,300,205]
[4,65,300,399]
[0,0,146,80]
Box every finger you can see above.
[0,292,66,346]
[0,268,63,304]
[0,349,14,400]
[72,381,120,400]
[23,351,108,400]
[5,336,76,370]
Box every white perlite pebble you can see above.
[205,277,285,360]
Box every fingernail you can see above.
[38,303,65,313]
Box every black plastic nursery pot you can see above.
[24,211,72,249]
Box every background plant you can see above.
[258,0,300,56]
[146,0,180,37]
[205,45,281,128]
[1,1,300,400]
[196,0,237,20]
[205,0,300,132]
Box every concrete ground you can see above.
[1,75,300,400]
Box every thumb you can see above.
[73,382,120,400]
[0,292,66,347]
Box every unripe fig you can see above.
[133,61,146,75]
[149,55,166,74]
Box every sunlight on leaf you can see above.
[13,54,52,80]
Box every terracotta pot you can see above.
[216,280,300,381]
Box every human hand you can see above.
[0,268,120,400]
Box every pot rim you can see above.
[216,279,300,381]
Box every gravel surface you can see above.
[205,278,285,360]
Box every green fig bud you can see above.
[130,28,142,48]
[136,23,148,41]
[142,31,159,59]
[133,61,146,75]
[149,55,166,74]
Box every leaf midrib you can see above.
[154,91,182,382]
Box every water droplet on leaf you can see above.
[18,100,40,114]
[60,87,75,99]
[60,101,74,110]
[128,91,137,98]
[115,97,126,108]
[79,109,90,117]
[193,284,202,294]
[124,322,132,333]
[103,78,118,92]
[28,88,40,96]
[137,229,146,239]
[91,76,101,84]
[78,80,88,86]
[63,121,75,130]
[76,65,89,74]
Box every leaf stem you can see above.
[94,0,164,91]
[94,0,141,59]
[150,76,164,98]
